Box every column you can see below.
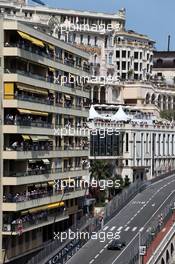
[171,97,174,110]
[91,86,94,102]
[98,86,101,103]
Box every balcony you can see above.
[3,145,89,159]
[3,72,89,99]
[2,210,69,235]
[2,188,86,211]
[2,167,89,185]
[3,94,88,117]
[4,43,90,74]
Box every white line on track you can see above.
[111,190,175,264]
[110,226,116,231]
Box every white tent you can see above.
[89,105,103,120]
[111,106,131,122]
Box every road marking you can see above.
[100,249,104,253]
[104,244,108,248]
[152,203,155,207]
[110,226,116,231]
[124,226,130,231]
[89,260,94,264]
[117,226,123,231]
[103,226,109,231]
[139,227,144,232]
[94,254,99,259]
[111,191,175,264]
[132,227,137,232]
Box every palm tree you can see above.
[89,160,114,205]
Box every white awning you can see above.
[89,105,103,120]
[42,159,50,164]
[111,106,131,122]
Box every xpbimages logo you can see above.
[54,229,121,243]
[59,23,120,34]
[53,178,121,191]
[54,127,120,138]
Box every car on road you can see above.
[107,239,126,250]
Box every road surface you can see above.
[67,175,175,264]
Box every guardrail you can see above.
[26,181,145,264]
[128,195,175,264]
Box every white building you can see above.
[89,105,175,182]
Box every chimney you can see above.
[168,35,171,52]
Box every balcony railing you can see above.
[14,94,54,106]
[3,210,68,233]
[4,118,53,129]
[4,43,90,73]
[5,166,88,177]
[4,145,89,152]
[5,68,54,83]
[3,187,84,203]
[4,68,89,93]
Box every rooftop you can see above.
[0,1,126,20]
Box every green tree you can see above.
[160,110,175,121]
[89,160,113,205]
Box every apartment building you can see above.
[0,17,90,263]
[89,105,175,182]
[153,51,175,85]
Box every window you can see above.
[146,133,149,153]
[117,61,120,70]
[80,35,84,44]
[128,51,130,58]
[109,53,113,65]
[122,61,126,70]
[109,36,113,47]
[122,50,126,58]
[134,52,139,59]
[134,74,138,80]
[122,73,126,80]
[94,36,97,46]
[88,35,91,45]
[126,160,128,166]
[73,33,76,42]
[116,50,120,58]
[134,63,138,71]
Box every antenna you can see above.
[167,35,171,52]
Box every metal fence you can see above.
[26,181,145,264]
[104,180,147,224]
[128,195,175,264]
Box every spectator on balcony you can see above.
[11,141,18,150]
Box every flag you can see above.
[32,0,45,5]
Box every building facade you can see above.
[89,105,175,182]
[0,18,90,263]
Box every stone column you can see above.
[91,86,94,102]
[98,86,101,103]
